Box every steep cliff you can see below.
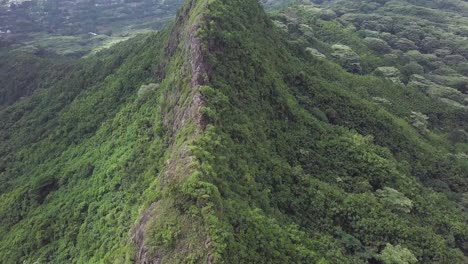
[133,0,468,262]
[0,0,467,263]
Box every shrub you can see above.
[364,37,392,54]
[379,243,417,264]
[410,111,429,135]
[376,187,413,213]
[137,83,159,98]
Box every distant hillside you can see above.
[0,0,182,35]
[0,0,183,57]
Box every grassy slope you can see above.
[0,0,467,263]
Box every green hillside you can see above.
[0,0,467,263]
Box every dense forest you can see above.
[0,0,467,263]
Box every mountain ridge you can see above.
[0,0,467,263]
[132,0,211,262]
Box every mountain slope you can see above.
[0,50,75,107]
[269,0,468,188]
[0,0,211,262]
[0,0,182,35]
[0,0,467,263]
[155,0,467,262]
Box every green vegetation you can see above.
[0,50,75,107]
[0,32,174,262]
[379,243,418,264]
[0,0,467,263]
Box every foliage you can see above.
[0,32,173,263]
[379,243,418,264]
[0,0,467,263]
[376,187,413,213]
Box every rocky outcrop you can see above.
[132,1,211,263]
[133,203,159,264]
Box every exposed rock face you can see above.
[133,1,210,263]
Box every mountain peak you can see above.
[1,0,467,263]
